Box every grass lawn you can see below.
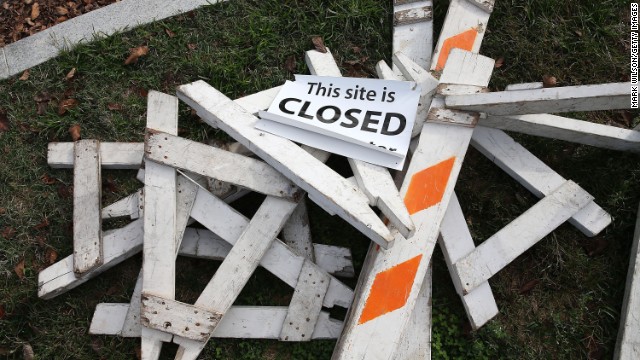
[0,0,638,359]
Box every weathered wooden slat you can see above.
[392,1,433,75]
[145,132,302,199]
[395,267,432,359]
[312,244,355,278]
[446,82,631,115]
[440,193,498,329]
[280,259,331,341]
[73,139,103,274]
[614,203,640,360]
[394,5,432,25]
[332,50,493,360]
[282,200,315,260]
[453,181,593,294]
[101,189,143,219]
[505,82,543,91]
[177,80,395,249]
[471,126,612,236]
[305,48,415,238]
[122,271,144,337]
[90,305,343,339]
[467,0,494,13]
[479,113,640,153]
[48,142,143,169]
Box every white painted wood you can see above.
[280,259,331,341]
[439,50,494,88]
[177,80,395,249]
[101,189,143,219]
[430,0,492,71]
[395,267,432,360]
[38,219,144,299]
[121,271,143,337]
[313,244,355,278]
[188,184,353,309]
[437,84,488,96]
[446,82,632,115]
[453,181,593,294]
[233,86,283,115]
[73,139,103,274]
[614,203,640,360]
[141,90,180,360]
[471,126,612,236]
[145,131,301,199]
[505,82,543,91]
[479,113,640,153]
[392,1,433,75]
[440,193,498,329]
[305,49,415,238]
[282,200,315,260]
[332,50,494,360]
[90,305,343,339]
[48,142,143,169]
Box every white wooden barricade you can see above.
[392,0,433,76]
[615,203,640,359]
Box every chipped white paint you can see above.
[392,1,433,75]
[101,189,143,219]
[48,142,143,169]
[282,201,315,260]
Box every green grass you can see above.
[0,0,638,358]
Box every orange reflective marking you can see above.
[358,254,423,324]
[435,28,478,71]
[404,157,456,215]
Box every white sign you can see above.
[255,75,421,170]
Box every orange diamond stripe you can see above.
[404,157,456,215]
[358,255,423,325]
[435,28,478,71]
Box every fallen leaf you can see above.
[41,174,57,185]
[104,177,118,193]
[620,110,633,128]
[352,46,362,54]
[56,6,68,15]
[311,36,327,53]
[107,103,123,111]
[19,70,30,81]
[187,43,197,51]
[105,285,120,296]
[65,67,76,81]
[165,28,175,37]
[31,3,40,20]
[585,237,608,257]
[0,304,5,319]
[518,279,540,294]
[36,235,46,247]
[542,75,557,88]
[124,46,149,65]
[23,343,34,360]
[45,249,58,265]
[58,98,79,115]
[34,217,49,230]
[56,16,68,24]
[1,227,16,239]
[284,55,296,73]
[14,259,25,280]
[574,29,583,37]
[0,112,9,132]
[91,338,103,354]
[69,124,81,141]
[135,346,141,360]
[494,57,505,68]
[0,208,5,215]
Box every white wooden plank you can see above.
[467,0,494,13]
[395,267,432,360]
[614,203,640,360]
[90,305,343,339]
[505,82,543,91]
[392,1,433,75]
[471,126,612,236]
[145,131,301,199]
[282,200,315,260]
[188,184,353,309]
[48,142,143,169]
[121,271,143,337]
[101,189,143,219]
[141,90,180,359]
[280,259,331,341]
[446,82,632,115]
[177,80,395,249]
[73,139,103,274]
[478,113,640,153]
[332,50,493,360]
[313,244,355,278]
[440,193,498,329]
[305,49,415,238]
[234,86,283,115]
[453,181,593,294]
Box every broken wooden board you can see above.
[48,142,143,169]
[282,200,315,261]
[392,0,433,75]
[614,202,640,360]
[304,48,414,238]
[101,189,143,220]
[145,131,301,200]
[177,80,395,249]
[446,82,631,115]
[452,180,593,294]
[73,139,103,274]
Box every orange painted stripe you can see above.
[358,255,423,325]
[404,157,456,215]
[435,28,478,71]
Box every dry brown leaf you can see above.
[56,6,68,15]
[311,36,327,53]
[31,3,40,20]
[34,217,49,230]
[36,235,46,247]
[352,46,362,54]
[620,110,633,128]
[58,98,79,115]
[69,124,81,140]
[518,279,540,295]
[0,112,9,132]
[574,29,583,37]
[14,259,25,280]
[0,208,6,215]
[284,55,296,73]
[542,75,557,88]
[65,67,76,81]
[165,28,175,38]
[135,346,142,360]
[494,57,505,68]
[124,46,149,65]
[1,227,16,239]
[107,103,123,111]
[19,69,30,81]
[45,249,58,265]
[187,43,197,51]
[41,174,57,185]
[23,344,34,360]
[104,176,118,193]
